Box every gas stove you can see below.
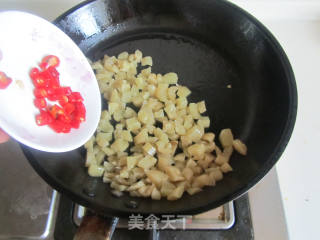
[0,140,253,240]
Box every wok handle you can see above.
[73,214,119,240]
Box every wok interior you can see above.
[23,0,296,217]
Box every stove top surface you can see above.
[0,140,57,240]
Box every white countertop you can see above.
[236,1,320,240]
[1,1,319,240]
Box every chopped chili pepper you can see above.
[35,110,53,126]
[75,102,86,122]
[38,69,57,88]
[40,55,60,69]
[30,67,49,88]
[58,114,72,123]
[29,68,40,79]
[55,86,72,96]
[35,115,47,126]
[31,55,86,133]
[46,67,60,89]
[70,119,80,129]
[0,71,13,89]
[58,95,69,106]
[49,119,71,133]
[34,88,48,98]
[47,94,59,101]
[46,66,60,78]
[48,120,64,133]
[32,75,48,88]
[61,124,71,133]
[49,105,64,119]
[75,102,86,113]
[34,98,47,109]
[63,102,75,115]
[68,92,84,103]
[49,78,60,89]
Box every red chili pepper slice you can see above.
[49,119,71,133]
[55,86,72,96]
[75,102,86,113]
[32,75,48,88]
[35,115,47,126]
[68,92,84,103]
[34,98,47,109]
[49,105,65,119]
[40,55,60,69]
[0,71,13,89]
[46,66,60,81]
[46,87,55,95]
[58,114,72,123]
[48,120,63,133]
[47,94,59,101]
[46,86,59,101]
[63,102,76,115]
[30,68,49,88]
[49,78,60,89]
[75,102,86,122]
[70,119,80,129]
[61,124,71,133]
[58,95,69,106]
[34,88,48,98]
[39,68,58,88]
[35,110,53,126]
[63,87,72,96]
[29,68,40,79]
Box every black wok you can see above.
[22,0,297,220]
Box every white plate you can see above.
[0,11,101,152]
